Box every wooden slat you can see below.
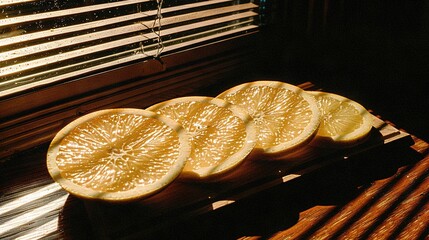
[0,49,248,140]
[77,52,248,113]
[0,147,82,239]
[84,114,414,239]
[0,81,421,239]
[0,33,257,119]
[0,45,256,158]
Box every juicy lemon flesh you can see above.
[56,113,181,193]
[154,101,246,171]
[220,86,313,149]
[316,96,363,137]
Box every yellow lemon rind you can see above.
[307,91,373,148]
[147,96,258,180]
[217,80,321,158]
[46,108,190,202]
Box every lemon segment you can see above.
[308,91,373,147]
[47,108,190,202]
[217,81,321,157]
[147,96,257,180]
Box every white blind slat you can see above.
[0,0,259,97]
[0,10,257,78]
[0,0,244,48]
[0,0,152,28]
[1,24,258,98]
[0,3,257,62]
[0,12,149,48]
[0,0,36,8]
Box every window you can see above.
[0,0,263,158]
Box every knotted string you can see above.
[152,0,164,58]
[137,0,164,60]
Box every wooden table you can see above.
[1,82,428,240]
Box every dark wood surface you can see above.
[0,82,427,240]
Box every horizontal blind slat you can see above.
[0,12,149,48]
[162,24,258,52]
[0,35,146,77]
[0,3,257,61]
[160,12,258,39]
[0,0,237,48]
[160,2,257,26]
[0,24,150,62]
[0,0,37,8]
[0,24,258,97]
[1,0,259,98]
[0,0,152,27]
[0,8,257,78]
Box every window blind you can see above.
[0,0,259,98]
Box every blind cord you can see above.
[137,0,164,60]
[153,0,164,58]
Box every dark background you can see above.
[255,0,429,141]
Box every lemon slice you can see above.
[147,96,257,180]
[217,81,321,157]
[307,91,373,147]
[47,108,190,202]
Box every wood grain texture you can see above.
[269,137,428,240]
[1,82,427,240]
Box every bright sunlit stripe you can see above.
[0,0,152,27]
[0,194,68,236]
[282,174,301,182]
[0,183,63,217]
[15,217,59,240]
[0,0,36,7]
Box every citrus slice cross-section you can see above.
[307,91,373,147]
[147,96,257,180]
[217,81,321,157]
[47,108,190,202]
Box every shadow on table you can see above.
[153,143,425,240]
[58,138,426,240]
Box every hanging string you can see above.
[136,0,164,59]
[136,3,146,56]
[152,0,164,58]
